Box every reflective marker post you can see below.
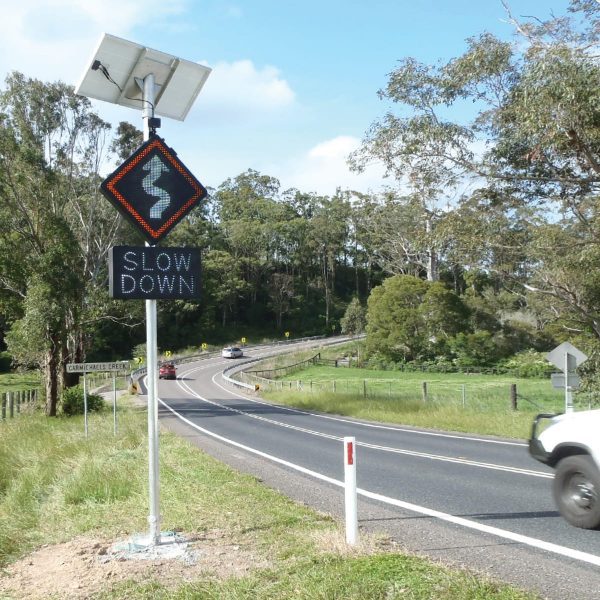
[344,436,358,545]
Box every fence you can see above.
[1,389,41,420]
[239,366,567,413]
[244,353,323,379]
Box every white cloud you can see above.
[273,135,388,196]
[0,0,188,83]
[199,59,295,120]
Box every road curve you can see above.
[149,344,600,600]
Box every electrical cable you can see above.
[91,60,155,112]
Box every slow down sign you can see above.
[109,246,201,300]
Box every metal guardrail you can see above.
[221,336,355,392]
[245,353,321,379]
[129,335,331,393]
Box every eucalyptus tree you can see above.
[0,73,119,414]
[352,0,600,341]
[215,170,282,309]
[307,192,351,328]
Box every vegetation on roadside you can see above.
[0,371,41,392]
[0,403,537,599]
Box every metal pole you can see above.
[83,372,88,437]
[143,73,161,546]
[565,353,573,413]
[112,372,117,436]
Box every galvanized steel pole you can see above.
[143,73,161,546]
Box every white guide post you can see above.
[143,73,161,546]
[344,436,358,545]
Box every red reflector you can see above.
[346,441,354,465]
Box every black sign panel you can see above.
[109,246,201,300]
[100,136,207,244]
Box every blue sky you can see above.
[0,0,572,195]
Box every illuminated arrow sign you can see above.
[100,135,207,244]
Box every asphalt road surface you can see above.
[146,342,600,600]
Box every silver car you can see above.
[222,346,243,358]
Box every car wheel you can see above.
[553,454,600,529]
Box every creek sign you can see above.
[109,246,201,300]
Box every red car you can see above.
[159,363,176,380]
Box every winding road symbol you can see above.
[143,155,171,219]
[100,135,207,243]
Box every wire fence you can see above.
[0,389,41,420]
[238,367,567,413]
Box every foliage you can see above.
[366,275,474,362]
[351,0,600,346]
[498,350,555,379]
[5,2,600,408]
[340,297,366,335]
[60,384,104,416]
[0,352,11,373]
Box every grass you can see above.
[257,365,568,439]
[0,400,539,599]
[0,371,41,393]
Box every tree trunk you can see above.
[45,334,60,416]
[425,216,439,282]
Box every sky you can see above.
[0,0,573,197]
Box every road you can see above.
[147,342,600,600]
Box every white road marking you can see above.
[170,364,549,479]
[157,388,600,569]
[211,365,526,447]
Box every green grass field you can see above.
[0,371,41,393]
[258,365,569,439]
[0,400,538,599]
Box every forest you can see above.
[1,0,600,415]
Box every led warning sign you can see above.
[109,246,201,300]
[100,136,207,244]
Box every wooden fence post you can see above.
[1,393,5,420]
[363,379,367,398]
[422,382,428,402]
[510,384,518,411]
[16,391,20,414]
[8,392,13,418]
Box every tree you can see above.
[0,73,115,414]
[352,1,600,343]
[366,275,429,361]
[340,297,366,336]
[268,272,295,329]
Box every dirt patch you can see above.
[0,530,267,599]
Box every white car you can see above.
[222,346,243,358]
[530,409,600,529]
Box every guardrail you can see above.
[221,336,355,392]
[129,335,330,393]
